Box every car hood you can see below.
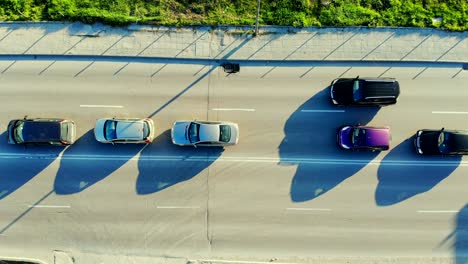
[418,131,440,154]
[94,119,107,142]
[338,126,353,149]
[331,79,353,104]
[172,121,191,145]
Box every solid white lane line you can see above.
[287,208,332,211]
[60,154,184,159]
[28,205,70,208]
[432,111,468,114]
[156,206,200,209]
[212,108,255,112]
[418,210,459,213]
[196,258,297,264]
[80,105,123,108]
[197,259,298,264]
[301,109,345,113]
[0,153,466,166]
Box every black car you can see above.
[7,117,76,146]
[330,76,400,106]
[414,128,468,155]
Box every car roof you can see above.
[448,131,468,151]
[199,123,220,142]
[361,80,399,99]
[357,126,390,148]
[115,120,145,139]
[22,120,62,142]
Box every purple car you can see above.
[337,125,390,151]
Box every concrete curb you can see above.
[0,54,465,69]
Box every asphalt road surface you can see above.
[0,61,466,263]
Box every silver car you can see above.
[171,120,239,147]
[94,118,155,144]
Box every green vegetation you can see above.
[0,0,466,31]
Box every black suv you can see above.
[7,117,76,146]
[330,76,400,106]
[414,128,468,155]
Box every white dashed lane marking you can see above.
[286,208,332,212]
[212,108,255,112]
[156,206,201,209]
[301,109,345,113]
[28,205,71,208]
[432,111,468,114]
[80,105,123,108]
[417,210,459,213]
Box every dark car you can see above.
[330,76,400,106]
[414,128,468,155]
[7,117,76,146]
[337,125,390,151]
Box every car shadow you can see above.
[375,137,461,206]
[0,131,63,199]
[440,204,468,264]
[279,87,381,202]
[54,129,144,195]
[136,129,223,194]
[454,204,468,264]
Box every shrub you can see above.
[320,1,382,26]
[429,1,467,31]
[0,0,44,21]
[47,0,77,20]
[0,0,464,31]
[381,0,431,28]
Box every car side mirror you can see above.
[193,143,197,148]
[441,127,445,131]
[23,115,28,120]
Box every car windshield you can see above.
[219,125,231,143]
[351,128,366,146]
[104,120,117,140]
[60,122,69,141]
[438,131,452,153]
[143,121,150,138]
[352,80,364,102]
[13,121,25,143]
[188,123,200,143]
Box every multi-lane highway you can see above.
[0,61,466,263]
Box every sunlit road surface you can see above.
[0,61,466,263]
